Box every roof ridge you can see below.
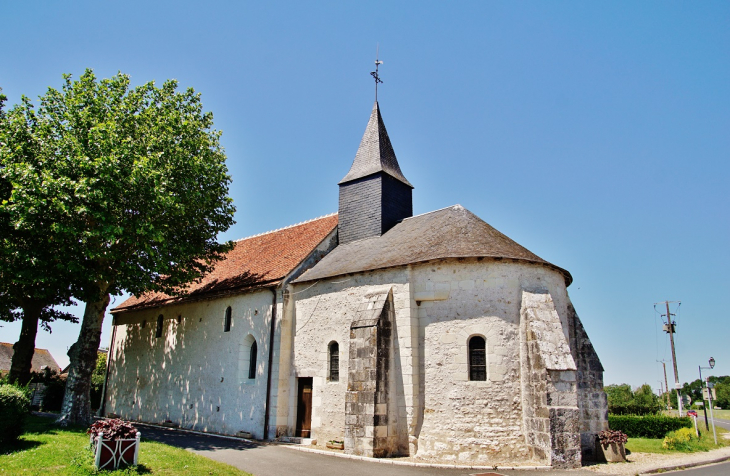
[235,212,337,242]
[403,204,464,221]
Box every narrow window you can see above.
[224,306,232,332]
[468,336,486,381]
[329,342,339,382]
[155,315,164,338]
[248,341,257,379]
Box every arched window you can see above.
[468,336,486,381]
[224,306,232,332]
[155,315,164,338]
[328,341,339,382]
[248,341,257,379]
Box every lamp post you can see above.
[699,357,717,444]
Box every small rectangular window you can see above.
[156,315,164,338]
[224,307,232,332]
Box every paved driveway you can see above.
[137,424,596,476]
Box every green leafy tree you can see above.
[714,381,730,409]
[605,384,633,407]
[1,89,78,385]
[2,70,235,425]
[606,383,662,415]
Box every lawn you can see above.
[0,415,250,475]
[625,426,730,455]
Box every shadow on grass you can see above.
[0,438,43,455]
[0,414,88,456]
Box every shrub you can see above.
[0,384,31,443]
[88,419,138,440]
[663,427,695,450]
[608,414,692,438]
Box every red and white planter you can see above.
[91,432,141,470]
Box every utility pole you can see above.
[658,360,671,410]
[659,301,682,416]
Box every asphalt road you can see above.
[137,424,597,476]
[663,461,730,476]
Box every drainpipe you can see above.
[263,287,278,440]
[98,314,118,417]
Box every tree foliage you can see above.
[2,69,236,424]
[605,383,663,415]
[0,88,78,385]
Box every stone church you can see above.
[103,101,608,468]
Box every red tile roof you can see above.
[0,343,61,374]
[113,214,338,313]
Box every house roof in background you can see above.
[294,205,572,285]
[113,214,338,313]
[0,343,61,374]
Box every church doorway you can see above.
[295,377,313,438]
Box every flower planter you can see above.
[597,441,626,463]
[91,432,141,470]
[326,441,344,450]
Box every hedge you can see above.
[608,414,692,439]
[0,384,31,443]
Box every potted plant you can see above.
[326,440,344,450]
[88,418,141,470]
[596,429,628,463]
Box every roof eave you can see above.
[293,255,573,287]
[111,279,284,315]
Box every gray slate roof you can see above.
[0,343,61,374]
[293,205,572,285]
[339,101,413,188]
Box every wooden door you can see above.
[295,377,313,438]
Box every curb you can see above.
[639,455,730,475]
[281,444,551,470]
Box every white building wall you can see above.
[290,268,414,445]
[105,289,277,439]
[412,258,569,464]
[291,258,573,464]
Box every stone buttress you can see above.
[519,289,581,469]
[345,288,408,457]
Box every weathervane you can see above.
[370,45,383,101]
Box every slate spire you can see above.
[339,101,413,188]
[338,102,414,244]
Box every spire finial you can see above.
[370,45,383,102]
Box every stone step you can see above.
[279,436,315,445]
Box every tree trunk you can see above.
[8,301,44,385]
[57,290,110,426]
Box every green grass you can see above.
[0,415,251,475]
[625,426,730,455]
[665,409,730,420]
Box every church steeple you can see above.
[339,102,413,188]
[338,102,413,244]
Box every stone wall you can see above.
[289,269,414,449]
[291,257,593,466]
[105,289,277,439]
[567,301,609,460]
[519,289,581,469]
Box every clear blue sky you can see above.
[2,1,728,392]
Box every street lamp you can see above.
[699,357,718,445]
